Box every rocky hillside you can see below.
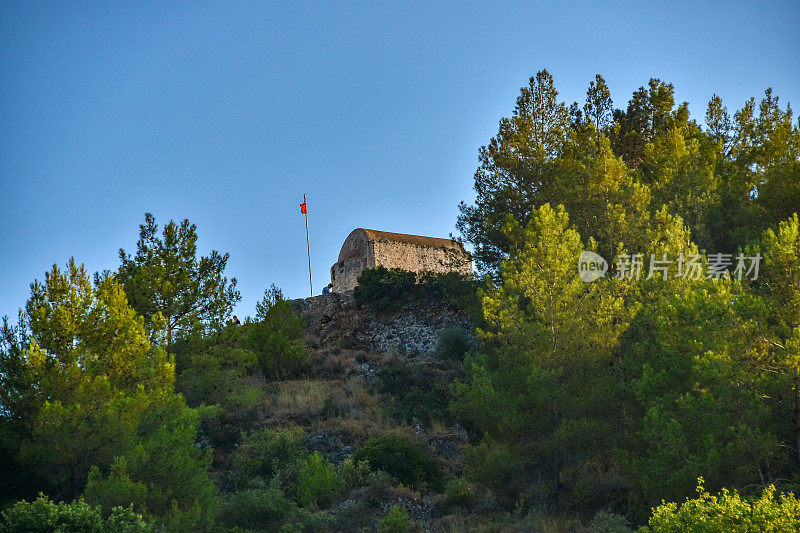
[291,291,473,357]
[279,291,477,528]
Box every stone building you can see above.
[329,228,472,292]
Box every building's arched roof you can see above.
[359,228,464,250]
[337,228,465,263]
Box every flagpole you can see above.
[304,194,313,296]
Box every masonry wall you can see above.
[330,229,473,293]
[372,240,472,277]
[330,231,375,293]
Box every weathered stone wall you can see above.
[330,230,376,293]
[329,228,472,293]
[372,239,472,277]
[290,292,473,358]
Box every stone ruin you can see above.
[329,228,472,293]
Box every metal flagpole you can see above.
[304,194,313,296]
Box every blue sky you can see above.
[1,1,798,319]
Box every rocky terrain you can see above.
[285,291,476,527]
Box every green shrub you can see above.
[418,271,480,313]
[352,434,443,492]
[587,510,632,532]
[280,506,337,532]
[354,268,479,313]
[641,478,800,532]
[444,476,475,509]
[218,486,295,530]
[232,426,307,483]
[297,451,341,508]
[334,499,374,531]
[354,267,417,310]
[247,285,306,377]
[464,441,523,503]
[84,459,149,516]
[0,495,152,533]
[378,503,415,533]
[83,395,217,530]
[435,326,472,361]
[377,363,451,425]
[337,457,372,491]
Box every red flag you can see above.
[300,201,307,214]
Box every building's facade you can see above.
[329,228,472,292]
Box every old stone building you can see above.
[329,228,472,292]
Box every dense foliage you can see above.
[451,69,800,527]
[641,480,800,532]
[355,267,479,313]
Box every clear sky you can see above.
[1,1,798,320]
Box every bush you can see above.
[435,327,472,361]
[378,503,415,533]
[464,441,524,503]
[377,363,451,425]
[247,285,306,377]
[297,452,341,508]
[232,426,307,483]
[83,395,217,530]
[418,271,480,313]
[587,510,632,533]
[337,457,372,491]
[0,495,153,533]
[354,267,417,310]
[641,478,800,532]
[352,434,443,492]
[354,268,479,314]
[218,486,296,530]
[444,477,475,509]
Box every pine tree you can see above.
[117,213,241,353]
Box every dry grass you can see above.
[260,375,382,427]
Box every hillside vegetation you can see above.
[2,71,800,532]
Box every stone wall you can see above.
[329,228,472,293]
[372,239,472,277]
[330,230,375,293]
[290,292,473,358]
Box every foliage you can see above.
[174,324,262,450]
[296,451,341,508]
[377,363,451,425]
[217,486,295,531]
[458,71,799,276]
[418,271,481,314]
[15,261,173,500]
[0,494,153,533]
[444,476,475,509]
[641,479,800,532]
[352,434,443,491]
[378,503,415,533]
[588,510,633,533]
[454,204,633,512]
[246,285,306,377]
[231,425,307,484]
[435,326,472,361]
[117,213,240,351]
[627,280,777,514]
[354,267,417,310]
[83,393,217,528]
[355,267,478,313]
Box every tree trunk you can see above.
[793,371,800,464]
[794,372,800,467]
[167,317,172,354]
[70,464,79,501]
